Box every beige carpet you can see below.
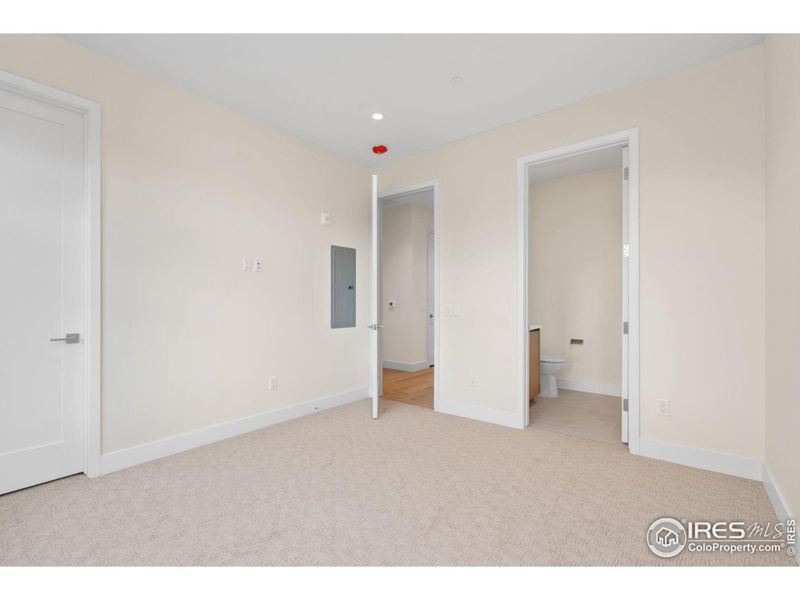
[530,389,622,445]
[0,399,792,566]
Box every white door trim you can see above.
[0,69,102,477]
[517,129,640,454]
[378,180,440,412]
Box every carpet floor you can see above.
[0,399,792,566]
[530,389,622,446]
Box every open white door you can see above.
[621,146,630,444]
[426,230,435,367]
[369,174,382,418]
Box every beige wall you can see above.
[765,35,800,519]
[377,46,766,459]
[0,35,781,480]
[0,35,370,454]
[529,168,622,391]
[382,203,433,366]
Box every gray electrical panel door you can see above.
[331,245,356,328]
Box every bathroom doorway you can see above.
[378,182,439,410]
[516,130,640,453]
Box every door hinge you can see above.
[623,321,629,334]
[623,166,629,181]
[623,398,629,412]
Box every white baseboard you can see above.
[436,400,521,429]
[638,439,762,481]
[763,463,793,522]
[100,387,368,475]
[382,360,431,372]
[762,464,799,566]
[557,379,621,397]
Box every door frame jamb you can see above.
[516,129,640,454]
[377,179,440,412]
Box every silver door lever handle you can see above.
[50,333,80,343]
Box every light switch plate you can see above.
[656,398,670,416]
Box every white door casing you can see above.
[621,146,630,443]
[377,180,440,413]
[517,129,640,454]
[0,70,101,493]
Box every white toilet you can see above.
[540,357,565,397]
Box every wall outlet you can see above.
[656,398,670,416]
[320,212,331,226]
[241,257,252,272]
[254,258,264,272]
[268,376,278,391]
[469,375,477,387]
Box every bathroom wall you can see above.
[381,203,433,368]
[529,168,622,394]
[764,34,800,520]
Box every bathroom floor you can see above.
[529,389,623,445]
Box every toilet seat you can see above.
[541,356,564,364]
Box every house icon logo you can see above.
[657,527,679,546]
[647,518,687,558]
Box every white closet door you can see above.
[0,86,87,494]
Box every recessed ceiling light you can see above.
[372,113,384,120]
[450,76,464,87]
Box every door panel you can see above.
[0,86,86,495]
[369,174,381,418]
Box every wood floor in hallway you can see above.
[381,367,434,409]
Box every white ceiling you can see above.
[66,34,763,166]
[528,145,622,184]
